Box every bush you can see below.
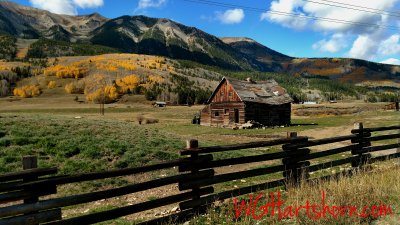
[145,118,159,124]
[0,79,9,96]
[137,114,145,125]
[116,75,140,94]
[65,82,85,94]
[47,81,57,89]
[85,85,119,103]
[13,85,41,98]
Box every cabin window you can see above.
[221,91,225,96]
[224,109,229,114]
[214,111,219,117]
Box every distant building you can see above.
[153,101,167,107]
[200,77,293,127]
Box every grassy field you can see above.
[0,95,399,224]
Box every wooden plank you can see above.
[0,170,214,218]
[179,164,289,190]
[0,158,196,192]
[306,169,355,184]
[0,186,56,204]
[179,149,310,172]
[306,156,361,173]
[181,137,307,155]
[368,152,400,164]
[352,125,400,133]
[366,133,400,142]
[137,207,207,225]
[45,187,213,225]
[282,134,369,150]
[282,145,360,164]
[353,143,400,154]
[352,133,400,143]
[0,168,57,183]
[0,209,61,225]
[179,179,285,210]
[0,175,67,193]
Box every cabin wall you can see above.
[201,102,245,127]
[211,80,241,103]
[200,105,211,126]
[244,102,291,126]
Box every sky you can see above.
[10,0,400,65]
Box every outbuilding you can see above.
[200,77,292,127]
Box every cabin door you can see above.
[234,109,239,123]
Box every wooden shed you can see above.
[200,77,293,127]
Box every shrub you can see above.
[47,80,57,89]
[116,75,140,94]
[136,114,144,125]
[65,82,85,94]
[85,85,119,103]
[145,118,159,124]
[13,85,41,98]
[44,64,88,79]
[0,79,9,96]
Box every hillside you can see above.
[0,1,399,88]
[0,1,106,40]
[223,38,400,87]
[90,16,266,71]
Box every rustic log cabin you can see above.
[200,77,293,127]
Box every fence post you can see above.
[352,123,371,170]
[22,156,39,225]
[282,132,310,189]
[186,140,201,203]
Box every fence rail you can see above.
[0,123,399,225]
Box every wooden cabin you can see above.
[200,77,293,127]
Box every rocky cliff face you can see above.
[0,1,107,40]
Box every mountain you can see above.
[0,1,107,40]
[0,1,399,86]
[224,37,400,86]
[90,16,268,70]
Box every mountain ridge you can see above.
[0,1,399,86]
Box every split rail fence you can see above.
[0,123,399,224]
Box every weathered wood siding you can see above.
[211,80,241,103]
[200,105,211,126]
[201,78,291,127]
[201,102,245,127]
[244,102,291,126]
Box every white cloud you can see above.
[263,0,398,32]
[348,33,381,60]
[378,34,400,56]
[312,33,348,53]
[263,0,400,61]
[217,9,245,24]
[72,0,103,8]
[260,0,307,29]
[29,0,103,15]
[137,0,167,10]
[380,58,400,65]
[30,0,76,15]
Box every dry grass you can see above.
[183,163,400,225]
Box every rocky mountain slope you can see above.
[0,1,399,86]
[224,38,400,86]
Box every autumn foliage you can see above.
[13,85,41,98]
[116,75,140,94]
[64,81,85,94]
[47,81,57,89]
[86,85,119,103]
[44,64,89,79]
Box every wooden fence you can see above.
[0,123,399,224]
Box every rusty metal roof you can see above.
[209,77,293,105]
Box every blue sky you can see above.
[11,0,400,65]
